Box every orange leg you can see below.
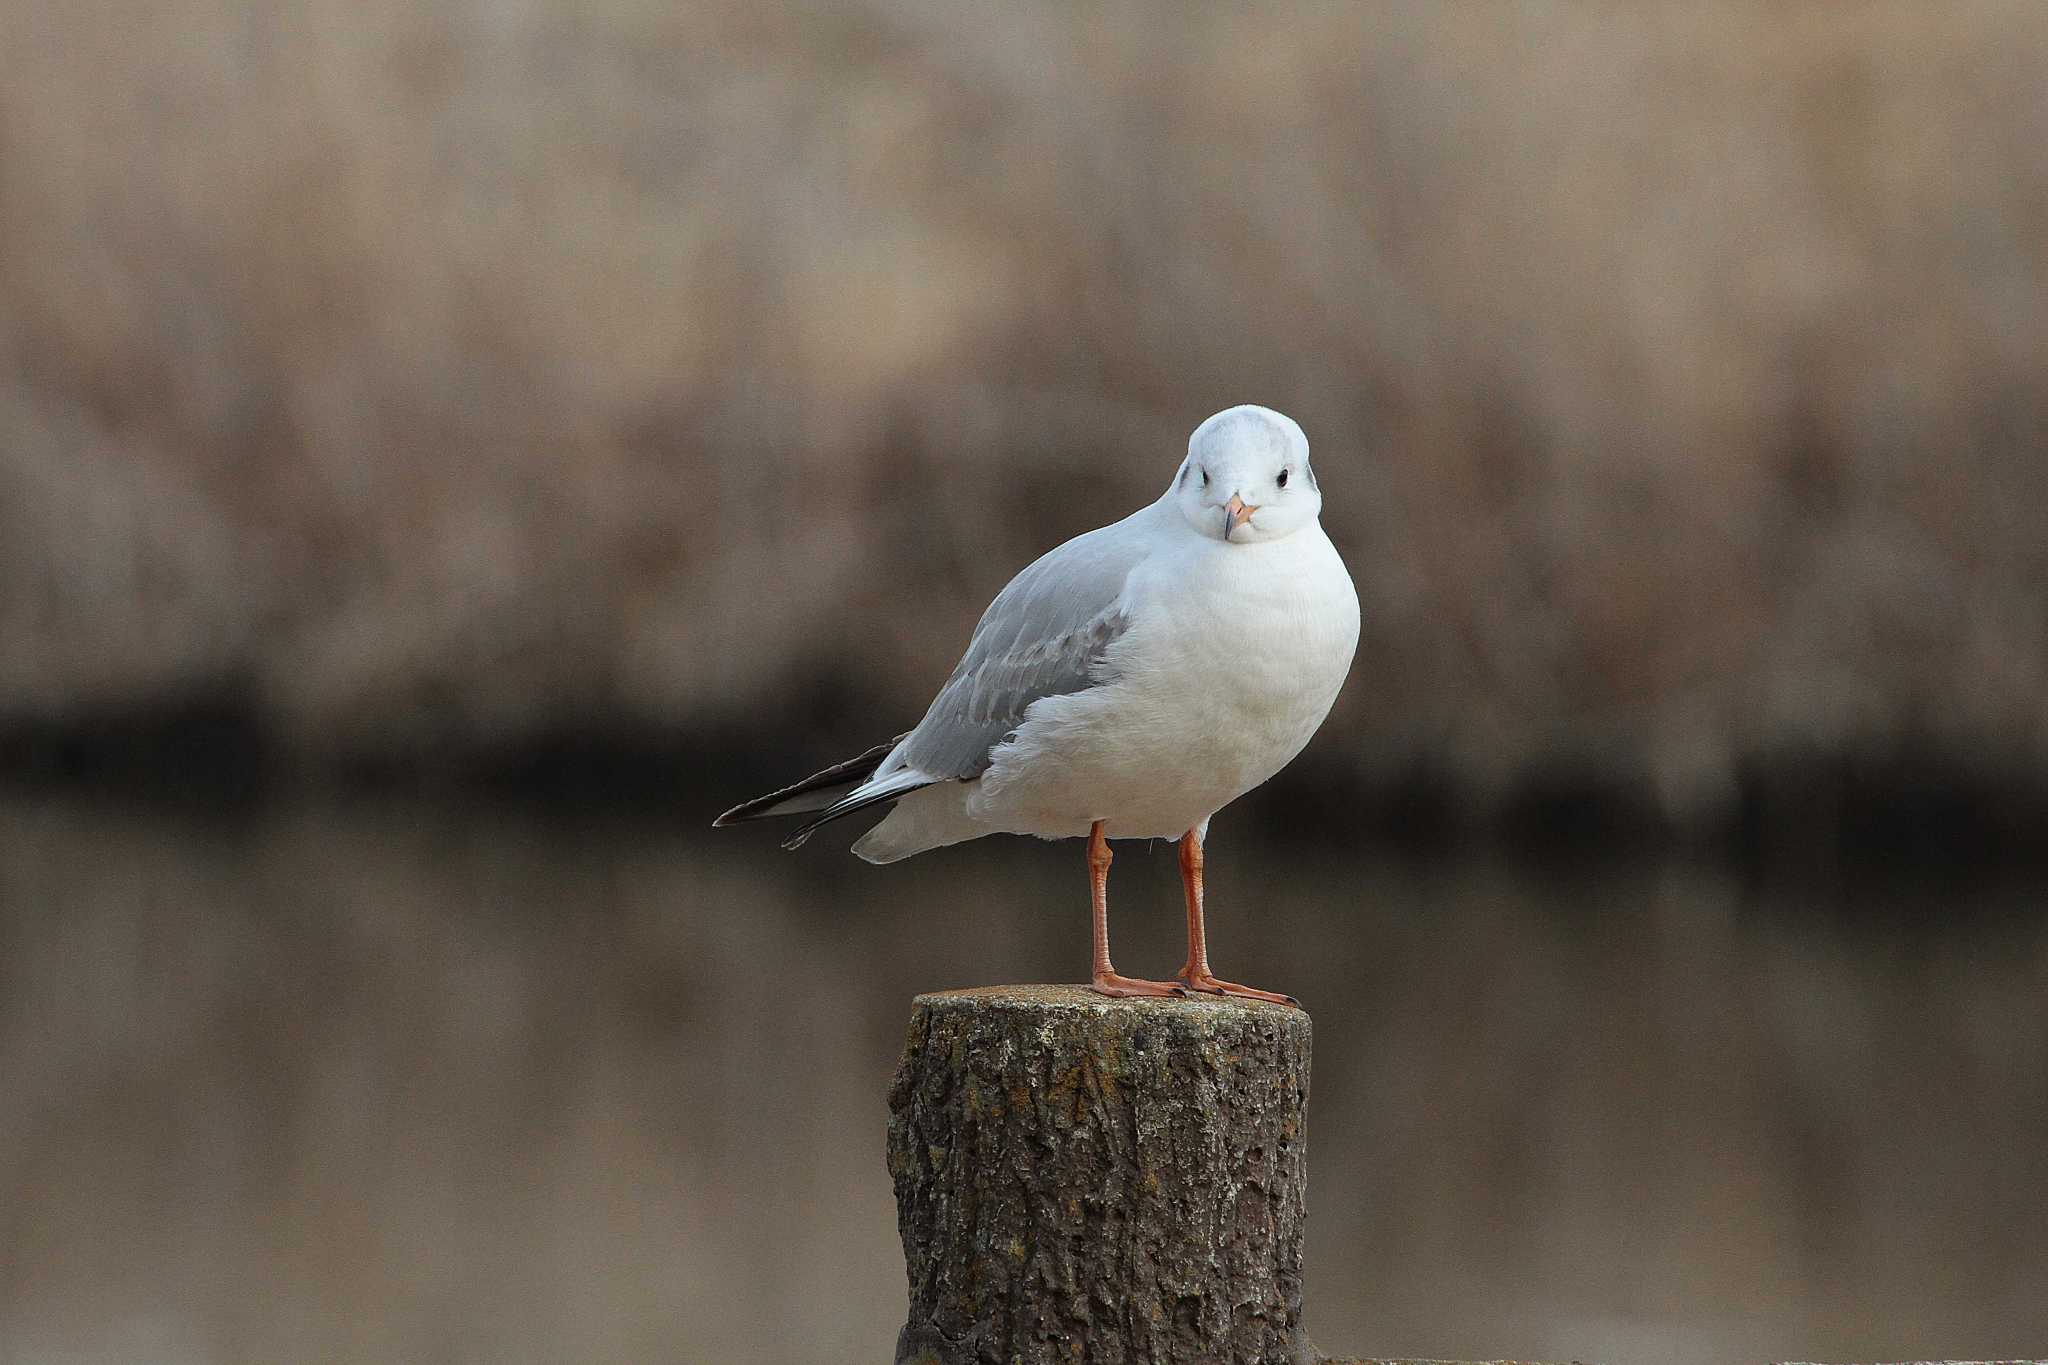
[1175,828,1299,1007]
[1087,821,1181,999]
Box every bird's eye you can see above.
[1277,468,1290,489]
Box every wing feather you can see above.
[892,515,1147,781]
[712,734,907,825]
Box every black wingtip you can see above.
[712,792,786,827]
[777,780,935,850]
[711,735,907,832]
[710,801,752,829]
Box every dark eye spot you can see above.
[1277,468,1290,489]
[1199,468,1209,489]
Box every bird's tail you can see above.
[775,769,936,850]
[849,784,985,863]
[713,734,934,849]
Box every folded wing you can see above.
[766,516,1150,848]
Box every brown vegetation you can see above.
[4,4,2045,831]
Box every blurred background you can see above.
[2,3,2046,1362]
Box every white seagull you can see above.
[716,405,1360,1005]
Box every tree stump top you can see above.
[916,982,1308,1016]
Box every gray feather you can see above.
[894,518,1143,781]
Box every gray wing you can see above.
[894,517,1148,781]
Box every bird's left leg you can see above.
[1175,827,1299,1007]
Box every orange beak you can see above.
[1222,494,1257,540]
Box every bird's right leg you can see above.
[1174,827,1299,1007]
[1087,820,1181,998]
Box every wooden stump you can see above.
[886,985,1314,1365]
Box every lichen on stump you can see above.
[887,984,1314,1365]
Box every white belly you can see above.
[969,527,1360,840]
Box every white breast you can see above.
[971,524,1360,840]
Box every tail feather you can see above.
[713,735,906,826]
[780,770,936,850]
[851,784,985,864]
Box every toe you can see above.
[1180,973,1299,1008]
[1090,973,1186,999]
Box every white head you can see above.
[1169,405,1321,544]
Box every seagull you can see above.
[715,405,1360,1005]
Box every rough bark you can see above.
[887,985,1313,1365]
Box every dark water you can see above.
[2,797,2044,1364]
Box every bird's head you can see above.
[1169,405,1321,544]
